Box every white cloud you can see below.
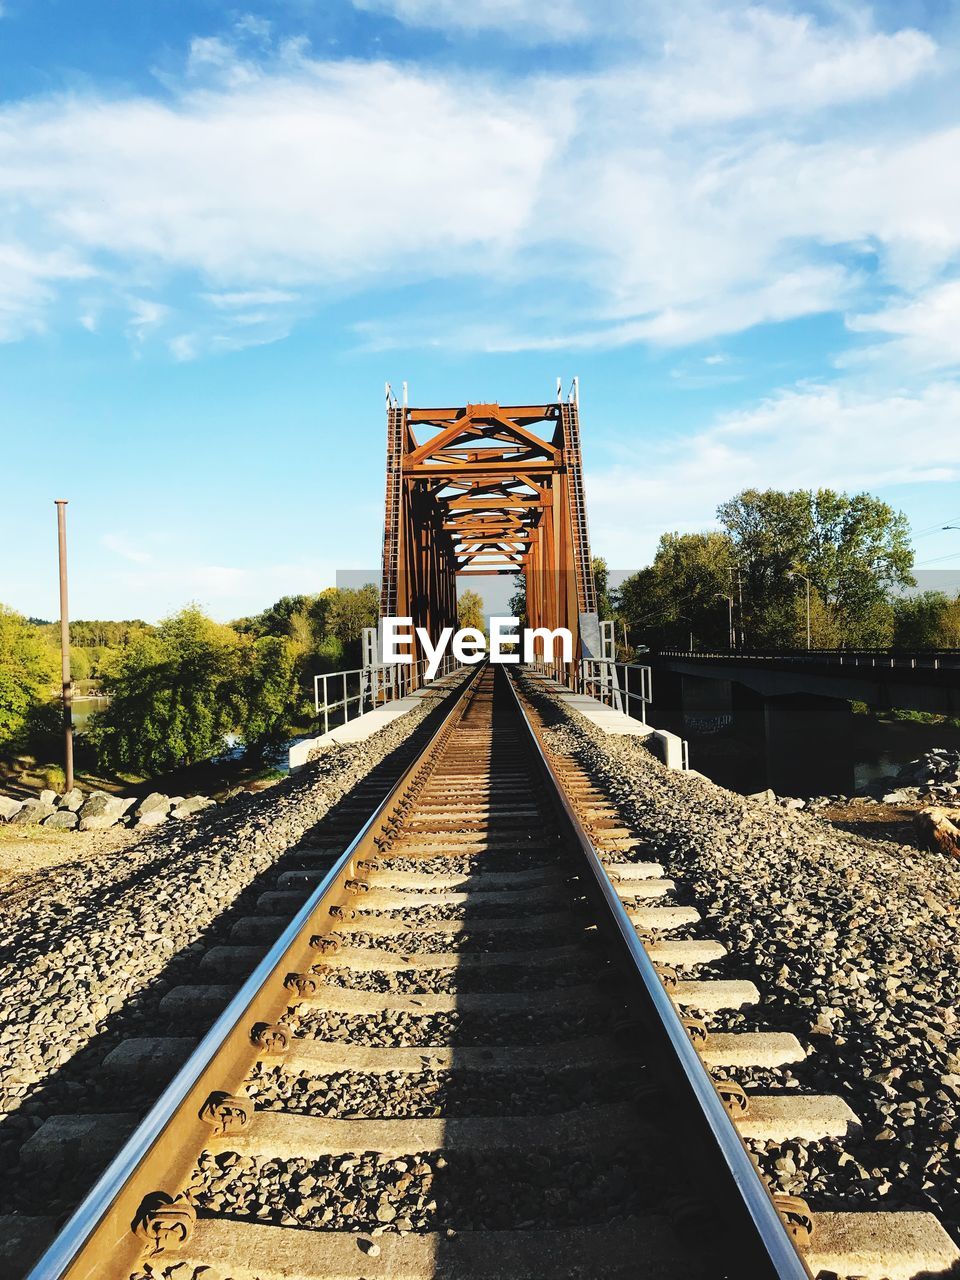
[845,279,960,371]
[0,243,92,341]
[101,533,153,565]
[618,7,935,126]
[0,6,950,357]
[125,297,169,343]
[350,0,589,38]
[590,380,960,565]
[0,58,566,281]
[203,288,299,308]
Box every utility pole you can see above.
[55,500,74,792]
[786,569,812,650]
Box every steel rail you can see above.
[504,668,814,1280]
[27,665,481,1280]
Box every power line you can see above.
[914,550,960,567]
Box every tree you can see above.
[615,532,736,650]
[894,591,960,648]
[508,575,526,626]
[89,606,240,774]
[327,585,379,647]
[457,590,485,632]
[0,605,59,751]
[593,557,612,622]
[235,635,302,756]
[718,488,913,647]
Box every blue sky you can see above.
[2,0,960,622]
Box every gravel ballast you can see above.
[0,677,469,1204]
[522,672,960,1238]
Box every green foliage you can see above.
[89,606,241,774]
[717,488,912,647]
[593,557,612,622]
[0,604,59,751]
[235,635,302,756]
[615,531,736,649]
[457,590,485,633]
[508,575,526,626]
[893,591,960,648]
[326,585,379,646]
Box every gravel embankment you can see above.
[0,678,467,1157]
[522,673,960,1237]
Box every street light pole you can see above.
[55,500,74,793]
[787,569,812,650]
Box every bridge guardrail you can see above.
[312,656,460,736]
[525,656,654,720]
[656,648,960,672]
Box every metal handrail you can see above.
[579,657,652,722]
[656,649,960,674]
[313,656,459,735]
[505,669,811,1279]
[522,657,655,724]
[28,667,480,1280]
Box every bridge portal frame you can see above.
[379,381,599,665]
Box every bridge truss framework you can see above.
[378,381,600,662]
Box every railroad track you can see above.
[23,666,960,1279]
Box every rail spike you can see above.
[199,1091,251,1137]
[132,1191,196,1256]
[773,1193,814,1245]
[285,971,321,997]
[251,1021,290,1054]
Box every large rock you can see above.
[0,796,23,823]
[136,808,168,828]
[135,792,170,818]
[10,800,57,826]
[39,789,60,807]
[42,811,79,831]
[916,807,960,858]
[57,788,85,812]
[79,793,124,820]
[77,792,126,831]
[79,812,119,831]
[883,788,916,805]
[748,788,776,805]
[170,796,215,821]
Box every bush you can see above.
[0,604,59,752]
[89,606,241,774]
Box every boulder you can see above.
[170,796,215,821]
[882,788,916,805]
[39,789,60,807]
[136,808,169,828]
[781,797,805,810]
[747,788,776,805]
[10,800,57,826]
[58,788,85,812]
[135,792,170,818]
[79,793,124,820]
[42,810,79,831]
[79,812,120,831]
[0,796,23,823]
[915,807,960,859]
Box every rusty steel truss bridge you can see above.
[378,380,601,662]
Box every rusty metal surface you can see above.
[379,384,598,662]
